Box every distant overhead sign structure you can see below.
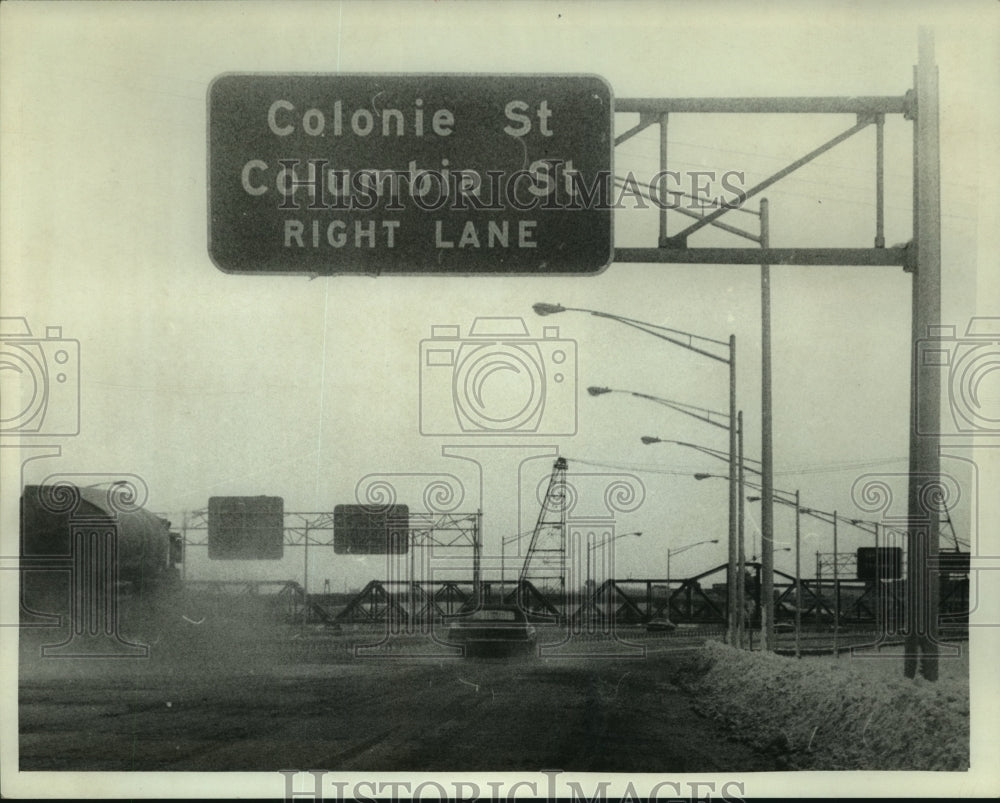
[209,74,613,275]
[208,496,284,560]
[334,504,409,554]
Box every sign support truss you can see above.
[610,31,942,680]
[613,96,907,265]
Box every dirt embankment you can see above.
[678,641,969,771]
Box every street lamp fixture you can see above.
[534,302,740,647]
[666,538,719,586]
[586,530,642,593]
[597,389,733,433]
[747,546,791,559]
[645,435,762,648]
[646,436,762,475]
[746,488,811,658]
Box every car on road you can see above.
[446,605,537,657]
[645,617,677,633]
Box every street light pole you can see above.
[666,538,719,608]
[649,436,761,476]
[667,430,747,647]
[760,197,776,653]
[592,387,732,432]
[795,489,801,659]
[833,510,840,657]
[737,410,746,649]
[727,335,739,647]
[875,521,881,638]
[536,303,739,646]
[587,531,642,605]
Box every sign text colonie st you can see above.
[208,74,613,275]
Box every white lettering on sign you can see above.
[267,99,455,138]
[434,220,537,249]
[503,100,553,137]
[210,75,614,273]
[283,219,400,248]
[241,160,268,196]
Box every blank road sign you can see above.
[334,504,409,554]
[208,496,284,559]
[856,546,903,581]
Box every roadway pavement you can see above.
[19,629,778,772]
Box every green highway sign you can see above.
[209,74,614,275]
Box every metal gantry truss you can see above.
[173,509,335,547]
[613,95,907,264]
[408,511,480,549]
[173,509,478,551]
[815,551,861,582]
[172,508,483,619]
[404,510,483,603]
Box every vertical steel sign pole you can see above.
[728,335,738,645]
[795,490,802,659]
[302,523,309,630]
[181,511,188,584]
[875,522,882,638]
[737,410,746,649]
[760,199,775,652]
[907,29,942,681]
[833,512,839,657]
[659,114,669,247]
[474,509,482,608]
[501,531,506,602]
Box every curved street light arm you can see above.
[667,537,719,558]
[587,530,643,553]
[663,438,763,475]
[629,391,731,432]
[534,304,731,363]
[752,493,888,534]
[585,310,731,363]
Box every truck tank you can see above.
[20,484,179,615]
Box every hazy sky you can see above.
[2,2,997,593]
